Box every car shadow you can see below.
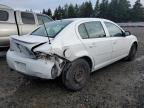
[91,59,125,76]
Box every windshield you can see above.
[31,20,72,38]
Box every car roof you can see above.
[0,4,13,10]
[63,18,112,23]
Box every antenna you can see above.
[42,19,51,44]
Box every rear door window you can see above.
[21,12,35,24]
[0,10,9,21]
[78,21,106,39]
[78,24,89,39]
[85,21,106,38]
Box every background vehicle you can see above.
[0,4,53,51]
[7,18,138,91]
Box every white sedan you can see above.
[7,18,138,91]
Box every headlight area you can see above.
[34,51,68,79]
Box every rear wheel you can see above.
[62,59,90,91]
[125,43,137,61]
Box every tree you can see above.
[79,1,93,17]
[57,6,63,19]
[108,0,131,22]
[53,8,59,20]
[94,0,100,17]
[68,4,76,18]
[63,4,69,18]
[42,9,47,15]
[85,1,93,17]
[53,6,64,20]
[47,8,52,17]
[43,0,144,22]
[79,3,85,17]
[74,4,79,18]
[99,0,109,18]
[60,7,65,19]
[118,0,131,22]
[132,0,144,21]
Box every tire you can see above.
[62,59,90,91]
[125,43,137,61]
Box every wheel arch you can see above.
[79,56,93,71]
[133,41,138,50]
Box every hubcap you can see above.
[74,65,85,83]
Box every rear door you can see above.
[78,21,113,69]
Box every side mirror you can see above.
[124,31,131,36]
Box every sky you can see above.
[0,0,144,12]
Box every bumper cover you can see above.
[7,50,55,79]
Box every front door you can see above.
[104,22,129,59]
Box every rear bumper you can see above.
[7,50,55,79]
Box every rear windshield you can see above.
[31,20,72,38]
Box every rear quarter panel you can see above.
[51,21,95,69]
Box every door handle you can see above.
[89,43,96,48]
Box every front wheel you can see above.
[62,59,90,91]
[125,43,137,61]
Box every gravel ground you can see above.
[0,27,144,108]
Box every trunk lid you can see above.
[10,35,53,58]
[12,35,50,44]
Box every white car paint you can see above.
[7,18,138,79]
